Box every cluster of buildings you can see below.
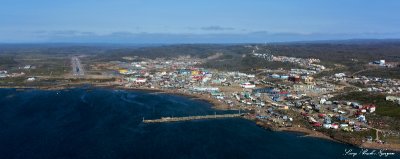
[113,55,300,126]
[331,74,400,94]
[253,107,294,127]
[110,49,397,144]
[386,96,400,105]
[369,59,400,68]
[270,73,315,84]
[360,77,400,93]
[253,51,334,95]
[0,65,35,79]
[268,73,336,95]
[0,70,7,78]
[0,70,26,78]
[370,59,387,67]
[113,53,334,129]
[22,65,34,70]
[295,97,378,133]
[252,52,325,72]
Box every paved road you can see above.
[351,68,375,76]
[71,57,84,76]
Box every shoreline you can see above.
[277,127,338,142]
[1,84,400,152]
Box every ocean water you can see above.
[0,88,398,159]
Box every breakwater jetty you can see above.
[143,113,243,123]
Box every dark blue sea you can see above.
[0,88,398,159]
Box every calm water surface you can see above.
[0,88,398,159]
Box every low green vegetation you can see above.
[0,55,17,69]
[316,128,376,145]
[359,68,400,79]
[0,77,26,86]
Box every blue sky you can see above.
[1,0,400,43]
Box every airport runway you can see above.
[71,56,84,76]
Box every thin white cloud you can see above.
[200,26,235,31]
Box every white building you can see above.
[240,82,256,89]
[27,77,36,81]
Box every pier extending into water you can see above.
[143,113,243,123]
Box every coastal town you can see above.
[3,1,400,158]
[105,46,400,151]
[1,44,400,152]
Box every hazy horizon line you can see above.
[1,38,400,45]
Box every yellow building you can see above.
[191,70,199,75]
[119,69,128,74]
[304,76,314,85]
